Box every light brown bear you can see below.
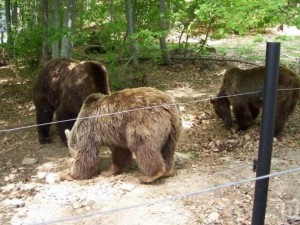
[65,87,181,184]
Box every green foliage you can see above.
[3,0,300,70]
[253,34,265,43]
[189,0,299,38]
[275,35,294,41]
[109,66,129,90]
[14,26,43,70]
[134,30,161,61]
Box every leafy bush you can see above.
[275,35,294,41]
[14,26,43,70]
[253,34,265,43]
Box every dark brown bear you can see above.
[33,58,110,145]
[211,66,300,136]
[65,87,181,184]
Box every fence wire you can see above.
[1,87,299,133]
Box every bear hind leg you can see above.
[101,147,132,177]
[161,134,177,178]
[274,99,296,136]
[132,143,166,184]
[35,105,54,144]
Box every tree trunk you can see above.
[158,0,171,65]
[41,0,49,65]
[109,0,114,22]
[61,0,75,58]
[4,0,12,47]
[51,0,59,58]
[11,1,18,27]
[125,0,138,69]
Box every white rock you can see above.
[215,140,221,146]
[175,152,191,160]
[226,139,236,144]
[22,157,38,165]
[73,202,83,209]
[37,172,48,179]
[29,105,35,112]
[206,212,220,223]
[6,198,26,208]
[45,173,61,184]
[244,134,251,140]
[119,183,135,191]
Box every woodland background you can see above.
[0,0,299,88]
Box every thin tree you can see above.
[125,0,138,69]
[11,0,17,27]
[61,0,75,58]
[51,0,59,58]
[4,0,12,48]
[41,0,49,65]
[158,0,171,65]
[1,2,5,43]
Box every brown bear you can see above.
[211,66,300,136]
[32,58,110,145]
[64,87,181,184]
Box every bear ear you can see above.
[65,129,71,141]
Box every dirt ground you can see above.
[0,31,300,225]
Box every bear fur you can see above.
[211,66,300,136]
[65,87,181,184]
[33,58,110,145]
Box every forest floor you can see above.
[0,28,300,225]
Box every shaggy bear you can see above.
[64,87,181,184]
[33,58,110,145]
[211,66,300,136]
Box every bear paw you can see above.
[101,164,122,177]
[164,169,176,177]
[139,169,166,184]
[39,137,52,145]
[62,173,75,181]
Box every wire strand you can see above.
[1,87,300,133]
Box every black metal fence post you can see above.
[251,42,281,225]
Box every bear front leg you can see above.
[249,103,260,119]
[101,147,133,177]
[71,147,99,180]
[233,104,253,131]
[35,105,54,144]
